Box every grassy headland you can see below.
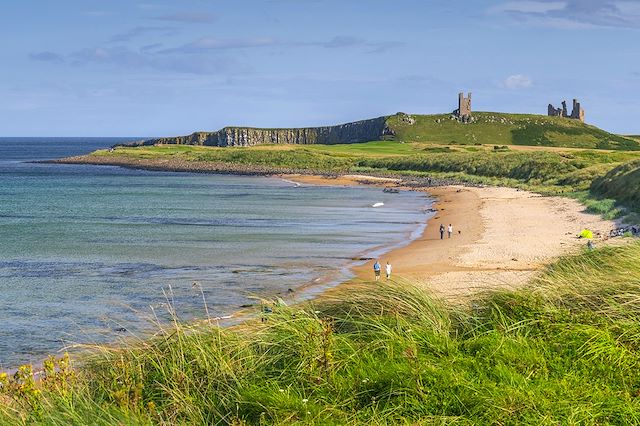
[73,112,640,218]
[388,112,639,150]
[2,242,640,424]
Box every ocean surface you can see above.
[0,138,432,367]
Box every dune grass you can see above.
[2,242,640,425]
[591,159,640,209]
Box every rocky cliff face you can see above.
[138,116,394,147]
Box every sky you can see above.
[1,0,639,136]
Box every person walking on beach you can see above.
[373,260,381,281]
[385,261,392,280]
[439,224,445,240]
[448,224,453,238]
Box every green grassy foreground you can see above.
[2,242,640,424]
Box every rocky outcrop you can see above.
[129,116,394,148]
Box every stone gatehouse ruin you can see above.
[548,99,585,122]
[453,92,472,122]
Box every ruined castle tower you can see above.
[547,98,585,122]
[453,92,472,122]
[570,99,585,122]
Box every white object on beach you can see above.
[372,202,384,208]
[280,178,301,187]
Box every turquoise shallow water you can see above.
[0,138,432,367]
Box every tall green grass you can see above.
[2,243,640,424]
[591,160,640,209]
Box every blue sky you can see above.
[1,0,639,136]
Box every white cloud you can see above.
[503,74,533,89]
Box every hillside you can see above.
[137,112,640,151]
[387,112,640,150]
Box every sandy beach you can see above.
[287,174,615,300]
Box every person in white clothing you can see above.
[385,261,392,280]
[448,224,453,238]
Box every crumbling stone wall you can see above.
[548,98,585,122]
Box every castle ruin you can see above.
[453,92,472,122]
[548,98,585,122]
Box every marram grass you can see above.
[2,243,640,425]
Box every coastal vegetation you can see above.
[2,242,640,424]
[591,159,640,209]
[87,125,640,217]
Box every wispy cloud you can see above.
[490,0,640,29]
[29,51,65,63]
[322,35,364,48]
[69,46,245,75]
[109,26,177,43]
[140,43,164,53]
[154,12,216,23]
[84,10,112,17]
[29,34,402,75]
[502,74,533,89]
[159,37,277,54]
[317,36,404,53]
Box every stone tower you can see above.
[458,92,472,118]
[570,99,585,122]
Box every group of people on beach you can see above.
[372,260,392,281]
[371,223,457,281]
[439,223,454,240]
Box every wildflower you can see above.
[302,398,308,404]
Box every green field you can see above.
[386,112,640,150]
[2,243,640,424]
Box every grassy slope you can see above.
[387,112,640,150]
[2,242,640,424]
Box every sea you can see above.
[0,138,433,368]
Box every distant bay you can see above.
[0,138,431,367]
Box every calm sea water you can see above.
[0,138,432,367]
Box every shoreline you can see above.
[5,156,617,372]
[49,154,618,300]
[43,154,460,187]
[283,175,485,301]
[283,174,615,301]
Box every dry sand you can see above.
[286,174,615,300]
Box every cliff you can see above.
[135,116,394,148]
